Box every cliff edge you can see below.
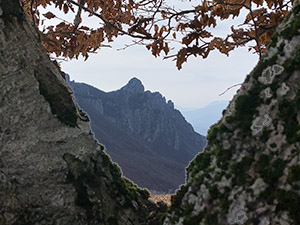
[164,2,300,225]
[0,1,162,224]
[69,77,206,193]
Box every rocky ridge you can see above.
[164,3,300,225]
[68,77,206,192]
[70,77,206,163]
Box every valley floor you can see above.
[149,194,174,206]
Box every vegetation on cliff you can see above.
[164,2,300,224]
[1,0,300,225]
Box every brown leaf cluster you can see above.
[166,0,293,69]
[21,0,141,59]
[21,0,293,69]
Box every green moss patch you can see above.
[283,45,300,75]
[204,213,219,225]
[63,150,150,222]
[207,124,219,142]
[269,32,278,48]
[270,143,277,148]
[279,92,300,144]
[207,123,229,143]
[99,150,150,202]
[255,154,271,171]
[171,184,189,210]
[220,191,231,213]
[215,148,232,170]
[252,54,278,80]
[234,93,261,133]
[256,155,286,184]
[288,165,300,183]
[187,152,212,179]
[209,185,220,199]
[259,186,300,224]
[231,157,253,186]
[183,212,204,225]
[275,189,300,223]
[281,8,300,40]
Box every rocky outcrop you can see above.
[2,0,300,224]
[120,77,145,93]
[68,77,206,193]
[0,1,161,224]
[70,77,206,163]
[164,3,300,225]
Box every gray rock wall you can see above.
[0,1,157,224]
[164,3,300,225]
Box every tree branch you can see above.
[72,0,84,33]
[68,0,157,40]
[219,83,242,96]
[248,1,262,58]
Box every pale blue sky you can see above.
[41,2,259,108]
[62,40,258,108]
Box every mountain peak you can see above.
[120,77,144,93]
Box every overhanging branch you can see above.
[68,0,157,40]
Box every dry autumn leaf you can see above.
[22,0,293,69]
[43,11,55,19]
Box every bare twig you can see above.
[45,30,78,35]
[248,1,262,58]
[68,0,157,40]
[117,40,144,51]
[50,56,69,61]
[148,0,164,30]
[73,0,84,33]
[30,0,35,27]
[219,83,242,96]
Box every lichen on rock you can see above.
[164,2,300,224]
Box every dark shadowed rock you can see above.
[0,1,158,224]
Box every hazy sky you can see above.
[62,40,258,108]
[43,2,259,109]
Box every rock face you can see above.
[2,0,300,224]
[68,77,206,193]
[164,3,300,225]
[0,1,162,224]
[120,77,145,93]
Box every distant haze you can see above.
[68,77,206,193]
[63,46,257,109]
[41,3,258,109]
[180,101,229,136]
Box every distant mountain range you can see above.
[180,101,229,135]
[67,76,206,193]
